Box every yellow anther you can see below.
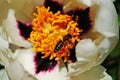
[28,6,82,62]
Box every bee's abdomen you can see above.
[54,40,64,53]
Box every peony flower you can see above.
[0,0,119,80]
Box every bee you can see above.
[54,40,64,53]
[54,34,72,53]
[54,34,72,72]
[63,34,72,42]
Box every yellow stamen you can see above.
[28,6,82,62]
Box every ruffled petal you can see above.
[1,9,31,48]
[0,32,9,65]
[0,49,37,80]
[70,65,112,80]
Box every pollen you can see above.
[28,6,82,62]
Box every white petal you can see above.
[0,0,44,24]
[36,65,68,80]
[94,0,119,65]
[10,0,44,22]
[15,49,36,76]
[15,49,69,80]
[68,39,99,75]
[76,39,98,62]
[0,49,11,67]
[6,60,36,80]
[69,0,119,75]
[1,9,31,48]
[0,28,9,49]
[0,69,9,80]
[77,0,97,6]
[0,49,36,80]
[63,0,97,12]
[94,0,119,37]
[100,72,112,80]
[63,0,85,13]
[70,65,111,80]
[0,0,11,25]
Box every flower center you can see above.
[28,6,82,62]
